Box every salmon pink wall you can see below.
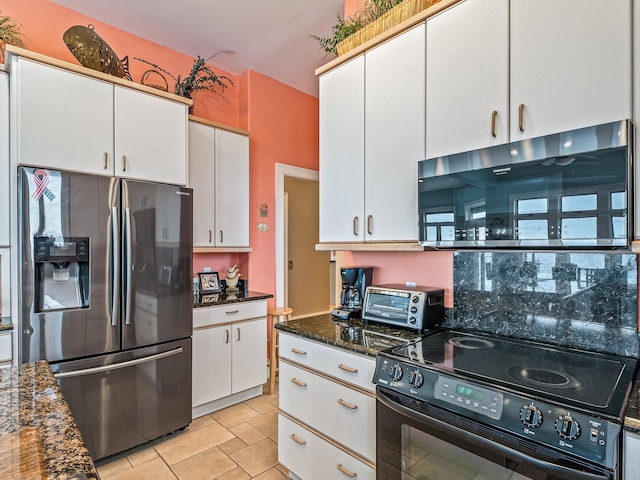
[345,251,454,307]
[2,0,240,127]
[344,0,364,17]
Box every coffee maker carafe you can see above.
[332,267,374,320]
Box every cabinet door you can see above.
[365,24,426,242]
[12,58,114,175]
[231,318,266,394]
[188,122,216,246]
[426,0,509,158]
[319,56,365,243]
[114,86,188,185]
[192,325,232,407]
[0,73,8,247]
[215,129,250,247]
[510,0,631,141]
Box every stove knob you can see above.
[519,405,543,428]
[555,415,581,441]
[408,370,424,388]
[389,364,404,382]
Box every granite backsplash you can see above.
[448,251,639,357]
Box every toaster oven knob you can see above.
[408,370,424,388]
[555,415,581,441]
[389,364,404,382]
[410,306,418,314]
[519,405,543,428]
[409,317,417,324]
[411,296,420,303]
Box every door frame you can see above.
[275,163,319,308]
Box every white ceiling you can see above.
[50,0,345,97]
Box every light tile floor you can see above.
[95,385,287,480]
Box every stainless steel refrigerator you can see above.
[18,166,193,460]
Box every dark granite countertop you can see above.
[0,361,97,479]
[625,368,640,431]
[0,317,12,331]
[193,290,273,308]
[275,313,422,357]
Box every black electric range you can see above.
[373,329,639,471]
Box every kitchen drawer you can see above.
[278,413,375,480]
[193,300,266,328]
[279,333,376,392]
[279,361,376,461]
[0,332,12,363]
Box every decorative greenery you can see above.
[0,10,27,49]
[135,52,234,99]
[310,0,405,55]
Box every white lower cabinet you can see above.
[278,332,376,478]
[0,331,12,368]
[279,414,375,480]
[624,430,640,478]
[192,301,267,417]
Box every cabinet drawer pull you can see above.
[353,216,358,236]
[103,152,108,169]
[367,215,373,235]
[291,348,307,356]
[518,103,525,132]
[225,310,239,314]
[338,364,358,374]
[491,110,498,138]
[122,155,127,172]
[338,398,358,410]
[337,463,357,477]
[290,433,306,445]
[291,377,307,387]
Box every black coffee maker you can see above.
[332,267,374,320]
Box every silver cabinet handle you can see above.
[209,230,212,243]
[337,464,357,477]
[225,329,230,344]
[236,327,241,341]
[518,103,525,132]
[104,152,108,169]
[338,398,358,410]
[491,110,498,138]
[353,216,358,236]
[220,230,223,243]
[338,364,358,374]
[367,215,373,235]
[291,348,307,355]
[122,154,127,172]
[290,433,306,445]
[291,377,307,387]
[225,310,239,315]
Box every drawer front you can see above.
[0,332,12,363]
[193,300,266,328]
[279,333,375,392]
[280,361,376,461]
[278,414,375,480]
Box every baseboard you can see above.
[191,385,264,419]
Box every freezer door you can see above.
[51,338,192,460]
[120,180,193,349]
[19,167,120,363]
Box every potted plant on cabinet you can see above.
[0,11,26,64]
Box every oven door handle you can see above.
[377,390,611,480]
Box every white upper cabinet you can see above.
[319,56,365,243]
[0,73,9,247]
[510,0,631,141]
[365,23,425,242]
[12,58,114,176]
[114,86,188,185]
[188,121,250,248]
[12,56,188,185]
[426,0,509,158]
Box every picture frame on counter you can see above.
[198,272,221,293]
[200,293,220,305]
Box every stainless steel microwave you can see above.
[418,120,633,249]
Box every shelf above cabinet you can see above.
[193,246,252,253]
[315,242,423,252]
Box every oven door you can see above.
[377,388,616,480]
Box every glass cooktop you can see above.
[390,330,639,412]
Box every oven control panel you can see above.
[434,376,503,420]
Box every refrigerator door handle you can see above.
[54,347,183,379]
[124,207,133,325]
[109,206,120,326]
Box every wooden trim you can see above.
[315,0,463,76]
[188,115,249,136]
[193,247,252,253]
[630,241,640,254]
[5,45,193,106]
[315,242,423,252]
